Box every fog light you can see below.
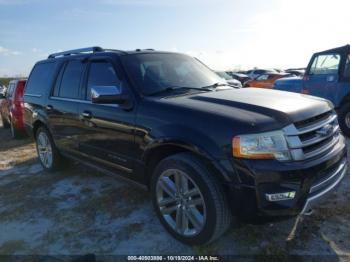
[265,191,296,202]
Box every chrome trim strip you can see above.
[24,93,42,98]
[284,114,337,135]
[303,135,339,160]
[301,164,347,214]
[49,96,119,107]
[310,158,346,193]
[300,126,339,148]
[50,96,90,103]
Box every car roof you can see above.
[317,44,350,55]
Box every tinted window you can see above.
[59,60,84,99]
[309,54,340,75]
[86,62,121,100]
[25,62,56,95]
[52,63,65,97]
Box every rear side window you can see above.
[58,60,85,99]
[86,62,120,100]
[25,62,56,96]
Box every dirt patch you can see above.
[0,121,349,258]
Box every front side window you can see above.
[121,53,223,95]
[58,60,84,99]
[86,62,121,100]
[309,54,340,75]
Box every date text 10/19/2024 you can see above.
[127,256,220,261]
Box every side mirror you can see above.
[91,86,128,104]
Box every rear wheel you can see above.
[35,126,63,171]
[151,153,231,245]
[338,103,350,136]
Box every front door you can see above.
[77,58,137,175]
[303,53,341,105]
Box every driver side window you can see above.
[309,54,340,75]
[87,61,121,100]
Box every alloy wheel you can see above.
[156,169,206,237]
[37,131,53,168]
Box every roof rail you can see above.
[48,46,103,59]
[135,48,155,52]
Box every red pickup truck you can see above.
[0,79,27,138]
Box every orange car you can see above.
[244,73,291,89]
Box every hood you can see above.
[160,88,332,131]
[274,76,303,93]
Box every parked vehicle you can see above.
[23,47,347,245]
[0,79,27,138]
[246,69,277,79]
[274,45,350,135]
[0,85,7,96]
[215,71,242,88]
[225,72,250,84]
[285,69,305,77]
[244,73,292,88]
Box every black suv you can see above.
[23,47,347,245]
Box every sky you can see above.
[0,0,349,77]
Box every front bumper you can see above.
[227,135,347,218]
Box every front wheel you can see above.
[35,126,63,171]
[151,153,231,245]
[338,103,350,137]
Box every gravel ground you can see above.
[0,119,349,260]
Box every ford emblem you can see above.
[316,124,333,136]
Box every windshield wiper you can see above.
[201,82,230,89]
[148,86,211,96]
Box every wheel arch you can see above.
[142,140,233,188]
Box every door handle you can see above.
[81,111,92,119]
[46,105,53,111]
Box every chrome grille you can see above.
[283,111,340,161]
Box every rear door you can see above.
[303,53,341,104]
[77,58,137,175]
[46,59,86,153]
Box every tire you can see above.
[10,120,21,139]
[35,126,63,171]
[338,103,350,137]
[1,114,10,128]
[151,153,231,245]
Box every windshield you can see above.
[216,71,232,80]
[121,53,224,95]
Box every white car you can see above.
[215,71,242,88]
[246,69,277,79]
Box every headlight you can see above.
[232,130,291,161]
